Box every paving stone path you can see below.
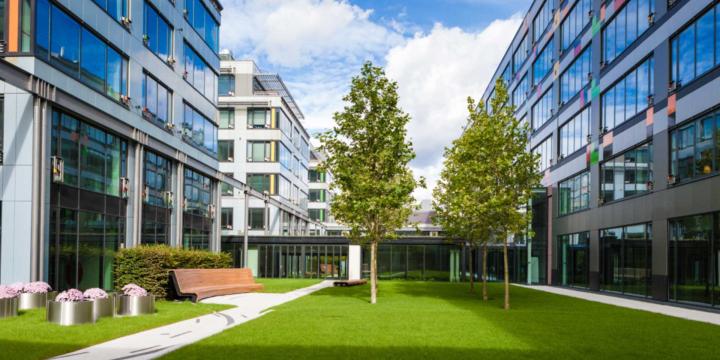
[53,280,334,360]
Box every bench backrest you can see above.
[172,268,256,291]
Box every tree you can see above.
[433,98,496,299]
[481,79,541,310]
[318,62,423,304]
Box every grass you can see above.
[0,300,232,360]
[163,281,720,359]
[257,278,323,293]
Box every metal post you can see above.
[243,189,250,268]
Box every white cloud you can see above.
[384,18,522,201]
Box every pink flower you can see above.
[83,288,109,300]
[23,281,52,294]
[122,284,148,297]
[8,282,24,293]
[55,289,85,302]
[0,285,20,299]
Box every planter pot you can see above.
[0,297,18,318]
[117,295,155,316]
[19,292,53,310]
[91,295,115,320]
[47,301,95,326]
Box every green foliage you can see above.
[317,62,423,245]
[114,245,232,298]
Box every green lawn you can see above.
[164,281,720,359]
[257,278,323,293]
[0,300,231,360]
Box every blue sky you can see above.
[220,0,529,200]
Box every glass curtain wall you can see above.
[600,142,653,202]
[670,110,720,183]
[142,151,172,245]
[600,223,652,297]
[558,232,589,288]
[245,244,348,279]
[183,168,213,249]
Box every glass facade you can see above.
[182,103,218,155]
[219,108,235,129]
[601,57,654,130]
[366,244,455,281]
[247,173,276,194]
[559,107,590,158]
[142,151,171,245]
[533,136,552,171]
[533,0,552,42]
[221,172,234,196]
[183,42,217,100]
[670,111,720,183]
[602,0,654,64]
[143,2,172,61]
[183,168,213,249]
[557,232,589,288]
[309,209,325,222]
[309,189,326,202]
[279,142,292,170]
[560,45,591,104]
[142,72,171,126]
[561,0,591,51]
[36,0,128,102]
[219,74,235,96]
[512,73,529,107]
[558,171,590,216]
[532,38,554,85]
[92,0,127,23]
[184,0,220,52]
[309,169,326,183]
[600,223,652,297]
[532,87,554,130]
[669,213,720,306]
[249,208,265,230]
[600,142,653,203]
[671,4,720,86]
[513,32,529,74]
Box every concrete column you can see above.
[348,245,361,280]
[212,180,222,252]
[125,142,144,248]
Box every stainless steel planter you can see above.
[19,292,50,310]
[47,301,95,326]
[117,295,155,316]
[91,296,115,320]
[0,297,18,318]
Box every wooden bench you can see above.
[170,268,264,302]
[333,279,367,287]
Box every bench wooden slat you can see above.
[170,268,264,302]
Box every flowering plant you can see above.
[0,285,20,299]
[8,282,25,293]
[55,289,85,302]
[23,281,52,294]
[122,284,148,297]
[83,288,109,300]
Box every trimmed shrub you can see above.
[114,245,232,298]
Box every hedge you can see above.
[114,245,232,298]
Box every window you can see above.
[219,74,235,96]
[221,208,233,230]
[36,1,128,102]
[247,109,270,128]
[183,42,217,100]
[501,64,512,86]
[533,0,553,42]
[601,142,653,203]
[600,223,652,297]
[93,0,127,23]
[557,232,589,288]
[512,73,529,107]
[558,171,590,216]
[292,127,300,149]
[247,141,272,162]
[218,140,234,162]
[142,151,171,245]
[278,175,291,199]
[532,136,552,171]
[309,169,326,183]
[184,0,220,52]
[0,0,5,42]
[532,87,554,130]
[513,32,529,74]
[144,2,172,61]
[602,57,654,130]
[279,142,291,170]
[182,103,218,155]
[671,4,720,87]
[309,209,326,222]
[0,96,3,165]
[669,213,719,306]
[560,45,592,104]
[142,73,171,125]
[561,0,592,51]
[184,167,212,216]
[249,208,265,230]
[279,110,292,136]
[221,172,234,196]
[559,107,590,158]
[301,164,309,185]
[602,0,654,64]
[219,109,234,129]
[533,38,554,85]
[301,137,310,160]
[247,174,275,194]
[670,111,720,183]
[309,189,326,202]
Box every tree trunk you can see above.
[468,245,474,292]
[370,240,378,304]
[503,236,510,310]
[482,242,488,301]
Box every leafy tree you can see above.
[318,62,423,304]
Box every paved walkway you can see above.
[519,285,720,326]
[53,280,334,360]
